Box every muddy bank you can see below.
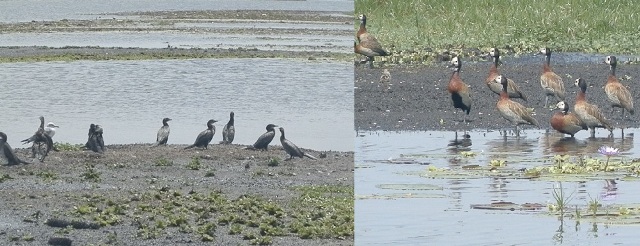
[355,58,640,133]
[0,46,351,63]
[0,143,353,245]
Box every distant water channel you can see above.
[0,59,353,151]
[356,130,640,245]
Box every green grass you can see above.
[356,0,640,62]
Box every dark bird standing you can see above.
[486,48,527,100]
[550,101,587,137]
[495,75,539,136]
[279,127,317,160]
[573,78,613,137]
[153,118,171,146]
[0,132,31,165]
[86,124,105,153]
[21,116,53,161]
[185,119,217,149]
[250,124,278,150]
[447,56,472,123]
[221,112,235,144]
[540,47,566,108]
[604,55,634,119]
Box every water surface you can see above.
[356,129,640,245]
[0,59,353,151]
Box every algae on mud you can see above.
[0,143,353,245]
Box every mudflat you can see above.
[355,58,640,134]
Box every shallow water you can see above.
[0,0,354,23]
[0,58,353,151]
[0,0,353,53]
[356,129,640,245]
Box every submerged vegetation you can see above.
[355,0,640,64]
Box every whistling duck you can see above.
[573,78,613,137]
[550,101,587,137]
[447,56,472,123]
[540,48,565,108]
[184,119,217,149]
[495,75,539,136]
[355,14,389,68]
[604,55,634,119]
[486,48,527,101]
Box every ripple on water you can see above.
[356,129,640,245]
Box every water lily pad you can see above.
[376,183,443,191]
[471,201,545,211]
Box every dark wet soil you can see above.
[0,144,353,245]
[355,57,640,133]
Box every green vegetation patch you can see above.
[356,0,640,64]
[63,185,353,244]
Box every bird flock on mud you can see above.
[1,111,317,166]
[354,14,635,138]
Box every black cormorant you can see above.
[279,127,317,160]
[249,124,278,150]
[185,119,217,149]
[152,118,171,146]
[21,116,53,161]
[221,112,235,144]
[1,132,31,165]
[86,124,104,153]
[95,125,105,152]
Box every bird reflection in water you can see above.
[448,131,472,151]
[600,179,618,201]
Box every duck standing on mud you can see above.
[185,119,217,149]
[1,132,31,165]
[279,127,317,160]
[247,124,278,150]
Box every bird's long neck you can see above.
[500,82,509,99]
[280,132,285,141]
[208,124,214,130]
[576,88,586,102]
[228,117,234,126]
[543,54,552,72]
[489,57,499,76]
[39,118,45,130]
[357,20,367,39]
[609,63,616,77]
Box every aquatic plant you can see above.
[598,146,619,172]
[587,194,601,216]
[550,182,574,217]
